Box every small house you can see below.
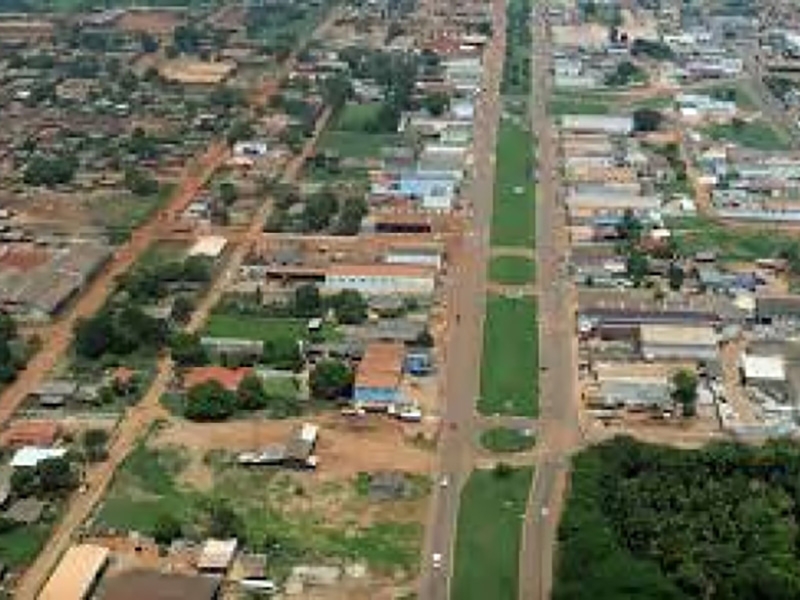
[197,538,238,573]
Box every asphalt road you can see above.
[417,0,507,597]
[519,5,581,600]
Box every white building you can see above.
[640,324,718,361]
[10,446,67,469]
[560,115,634,135]
[189,235,228,259]
[323,263,436,296]
[740,354,786,384]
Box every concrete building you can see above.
[100,570,221,600]
[197,539,238,573]
[39,544,109,600]
[10,446,67,468]
[354,342,404,406]
[323,263,436,296]
[189,235,227,259]
[639,324,718,361]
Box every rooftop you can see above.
[99,570,221,600]
[327,263,436,279]
[197,538,238,571]
[741,353,786,382]
[189,235,227,258]
[39,544,109,600]
[640,324,718,347]
[355,342,404,389]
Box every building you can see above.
[323,263,436,296]
[10,446,66,468]
[99,570,221,600]
[560,115,634,135]
[740,354,786,384]
[585,377,673,412]
[0,420,60,448]
[354,342,404,406]
[197,539,238,573]
[39,544,110,600]
[189,235,227,259]
[639,324,718,361]
[284,422,319,468]
[756,294,800,322]
[385,245,443,268]
[183,366,253,393]
[200,337,264,363]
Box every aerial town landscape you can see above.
[4,0,800,598]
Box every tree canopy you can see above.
[555,437,800,600]
[309,360,353,400]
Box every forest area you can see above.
[554,437,800,600]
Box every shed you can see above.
[39,544,109,600]
[354,342,405,405]
[284,422,319,468]
[99,570,221,600]
[197,539,238,572]
[1,420,60,448]
[6,498,45,524]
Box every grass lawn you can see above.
[491,118,536,248]
[480,427,535,453]
[335,102,383,131]
[89,185,175,242]
[451,467,533,600]
[489,255,536,285]
[704,120,789,151]
[96,444,424,578]
[479,294,538,416]
[0,524,52,568]
[668,215,798,263]
[549,94,611,115]
[318,131,404,159]
[205,314,307,343]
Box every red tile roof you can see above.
[1,420,60,448]
[183,366,252,392]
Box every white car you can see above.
[432,553,443,569]
[439,476,450,488]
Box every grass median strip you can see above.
[480,427,536,453]
[489,255,536,285]
[452,466,533,600]
[491,118,536,248]
[479,294,538,416]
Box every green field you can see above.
[548,95,611,116]
[452,467,533,600]
[479,294,538,416]
[489,255,536,285]
[205,314,307,343]
[97,444,423,578]
[0,524,52,568]
[669,215,798,263]
[704,119,789,151]
[491,118,536,248]
[335,102,383,131]
[318,131,404,159]
[480,427,535,453]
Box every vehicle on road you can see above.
[432,553,443,569]
[440,475,450,488]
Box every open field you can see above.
[318,131,403,159]
[479,294,538,416]
[491,118,536,248]
[669,215,799,263]
[489,255,536,285]
[0,524,52,569]
[704,119,789,151]
[335,102,383,131]
[451,467,533,600]
[96,416,433,579]
[205,313,308,343]
[480,427,535,453]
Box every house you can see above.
[5,497,45,524]
[405,349,434,375]
[10,446,66,469]
[639,324,718,361]
[756,294,800,323]
[33,380,78,407]
[585,377,673,412]
[197,539,238,573]
[0,420,60,448]
[183,366,253,393]
[39,544,110,600]
[200,337,264,363]
[233,141,268,157]
[323,263,436,296]
[354,342,404,406]
[99,570,221,600]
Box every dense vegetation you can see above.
[0,313,26,384]
[502,0,531,95]
[555,437,800,600]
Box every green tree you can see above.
[309,360,353,400]
[329,289,367,324]
[292,284,322,318]
[153,512,183,545]
[335,197,368,235]
[124,167,159,196]
[218,181,238,206]
[184,381,236,421]
[82,428,109,462]
[633,108,664,132]
[205,498,245,540]
[672,369,698,417]
[170,332,207,367]
[667,263,684,291]
[172,295,195,325]
[321,73,353,110]
[626,250,649,287]
[37,457,78,496]
[236,373,268,410]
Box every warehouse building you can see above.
[323,263,436,296]
[639,324,718,361]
